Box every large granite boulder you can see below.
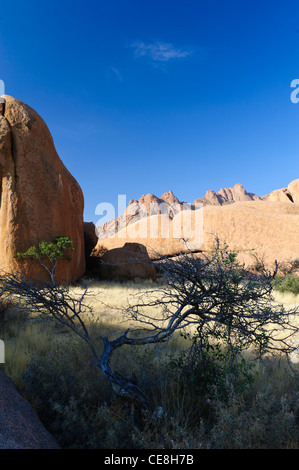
[99,242,156,281]
[0,370,59,449]
[0,95,85,283]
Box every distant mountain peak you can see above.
[194,183,261,206]
[96,183,262,238]
[160,190,181,205]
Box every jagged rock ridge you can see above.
[93,179,299,271]
[97,184,262,238]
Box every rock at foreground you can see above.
[0,95,85,283]
[0,370,59,449]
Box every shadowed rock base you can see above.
[0,371,59,449]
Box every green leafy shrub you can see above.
[17,236,75,283]
[273,274,299,295]
[168,337,256,405]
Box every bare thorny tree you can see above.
[1,238,299,414]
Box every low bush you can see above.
[23,345,138,449]
[13,331,299,449]
[172,339,255,397]
[273,274,299,295]
[208,387,299,449]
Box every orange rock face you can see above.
[97,184,262,239]
[99,242,156,281]
[95,200,299,271]
[95,179,299,271]
[0,95,85,283]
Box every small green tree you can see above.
[17,236,75,284]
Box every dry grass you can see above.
[70,277,163,325]
[0,278,184,388]
[0,278,298,449]
[2,278,299,386]
[273,290,299,309]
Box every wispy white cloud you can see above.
[107,66,125,82]
[131,41,192,64]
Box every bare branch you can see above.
[2,239,299,413]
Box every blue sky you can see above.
[0,0,298,224]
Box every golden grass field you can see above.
[1,278,299,449]
[2,278,299,387]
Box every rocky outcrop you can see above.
[98,242,156,281]
[288,179,299,203]
[193,183,261,206]
[97,184,261,239]
[266,179,299,204]
[94,179,299,271]
[97,193,171,239]
[95,200,299,271]
[0,370,59,449]
[160,190,183,206]
[266,188,293,203]
[0,95,85,283]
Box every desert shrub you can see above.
[0,299,29,339]
[168,337,256,405]
[132,352,299,449]
[0,299,10,323]
[273,274,299,295]
[208,387,299,449]
[165,336,256,433]
[132,407,206,449]
[23,345,139,449]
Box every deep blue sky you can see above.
[1,0,298,224]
